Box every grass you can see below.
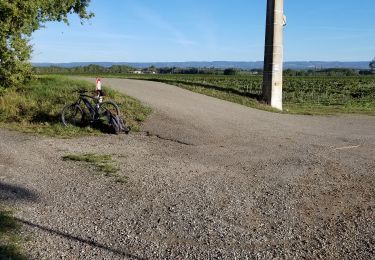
[62,153,127,183]
[0,75,151,137]
[74,73,375,115]
[0,209,26,260]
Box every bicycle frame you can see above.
[77,94,99,120]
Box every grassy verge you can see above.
[67,73,375,115]
[283,102,375,115]
[63,153,127,183]
[0,75,151,137]
[0,209,26,260]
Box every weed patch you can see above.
[62,153,127,184]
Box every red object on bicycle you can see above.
[95,78,102,91]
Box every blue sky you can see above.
[31,0,375,62]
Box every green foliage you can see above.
[224,68,237,75]
[0,0,93,88]
[34,64,226,75]
[34,64,136,75]
[283,68,361,77]
[0,75,151,137]
[370,58,375,71]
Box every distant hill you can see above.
[32,61,371,70]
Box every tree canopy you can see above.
[370,58,375,71]
[0,0,93,88]
[224,68,237,75]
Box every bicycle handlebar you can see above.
[74,89,101,100]
[75,89,88,93]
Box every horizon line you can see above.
[32,60,372,63]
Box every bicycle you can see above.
[61,89,119,127]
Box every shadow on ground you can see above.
[0,182,38,202]
[16,218,144,259]
[0,182,38,259]
[0,182,138,258]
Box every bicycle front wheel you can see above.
[61,103,84,127]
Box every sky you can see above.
[31,0,375,63]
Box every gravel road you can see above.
[1,78,374,259]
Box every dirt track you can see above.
[1,78,374,259]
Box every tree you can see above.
[370,58,375,72]
[224,68,237,75]
[0,0,93,88]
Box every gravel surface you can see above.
[0,78,374,259]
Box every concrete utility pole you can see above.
[263,0,285,110]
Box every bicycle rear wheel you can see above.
[98,100,120,116]
[93,101,120,133]
[61,103,84,127]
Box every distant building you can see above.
[133,70,143,74]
